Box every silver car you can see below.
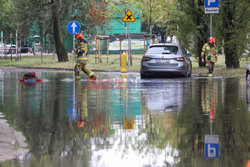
[140,43,192,78]
[246,64,250,83]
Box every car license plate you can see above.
[149,59,156,63]
[157,59,169,63]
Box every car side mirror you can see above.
[187,53,191,57]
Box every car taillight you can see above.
[142,57,152,61]
[175,57,185,62]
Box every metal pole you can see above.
[210,14,212,37]
[1,31,3,43]
[73,35,75,65]
[210,121,212,134]
[16,31,18,61]
[41,47,43,63]
[128,22,130,67]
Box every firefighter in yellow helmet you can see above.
[201,37,218,77]
[75,33,96,80]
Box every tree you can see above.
[89,0,108,34]
[0,0,16,37]
[132,0,164,34]
[175,0,249,68]
[174,0,209,67]
[219,0,249,68]
[13,0,69,61]
[50,0,68,62]
[13,0,96,62]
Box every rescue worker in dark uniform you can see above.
[201,37,218,77]
[75,33,96,80]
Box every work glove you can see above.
[207,53,211,60]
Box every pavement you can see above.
[0,113,29,162]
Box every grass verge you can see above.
[0,53,249,77]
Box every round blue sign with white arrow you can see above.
[67,21,81,35]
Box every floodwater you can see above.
[0,68,249,167]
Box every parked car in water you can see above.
[140,43,192,78]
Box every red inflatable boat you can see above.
[20,72,42,83]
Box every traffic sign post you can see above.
[123,10,136,67]
[205,134,219,158]
[205,0,219,37]
[68,21,81,65]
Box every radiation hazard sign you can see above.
[122,10,136,22]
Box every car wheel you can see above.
[188,66,192,77]
[247,71,250,85]
[182,69,188,78]
[140,69,147,79]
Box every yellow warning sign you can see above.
[124,120,135,130]
[122,10,136,22]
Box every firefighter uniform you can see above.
[201,39,218,76]
[74,33,96,80]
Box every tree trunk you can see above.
[221,1,240,69]
[196,0,209,67]
[51,1,68,62]
[224,36,240,68]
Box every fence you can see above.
[0,32,49,61]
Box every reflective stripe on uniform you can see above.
[88,72,94,77]
[206,47,210,50]
[77,57,87,60]
[75,76,81,79]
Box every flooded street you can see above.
[0,68,249,167]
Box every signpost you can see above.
[67,21,81,35]
[205,0,219,36]
[122,10,136,67]
[67,21,81,65]
[205,135,219,158]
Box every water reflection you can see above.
[247,80,250,111]
[176,78,249,166]
[141,79,190,112]
[74,80,88,128]
[0,70,249,167]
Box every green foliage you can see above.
[106,0,173,34]
[0,0,16,35]
[174,0,209,67]
[219,0,249,68]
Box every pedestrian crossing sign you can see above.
[122,10,136,22]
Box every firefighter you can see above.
[74,33,96,80]
[201,37,218,77]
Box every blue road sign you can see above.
[67,21,81,35]
[205,135,219,158]
[205,143,219,158]
[205,0,219,8]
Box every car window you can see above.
[180,46,187,55]
[147,46,178,54]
